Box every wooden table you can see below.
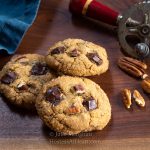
[0,0,150,149]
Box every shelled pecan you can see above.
[122,88,132,109]
[122,57,147,69]
[133,90,145,107]
[118,57,148,79]
[141,78,150,94]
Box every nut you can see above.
[17,82,28,90]
[133,90,145,107]
[14,56,29,65]
[141,78,150,94]
[123,57,147,70]
[118,57,148,79]
[65,106,80,114]
[122,88,132,109]
[141,74,149,80]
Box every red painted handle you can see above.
[69,0,119,26]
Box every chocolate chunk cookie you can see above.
[46,39,109,76]
[0,54,56,108]
[36,76,111,135]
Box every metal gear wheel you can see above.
[118,0,150,59]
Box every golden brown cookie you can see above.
[0,54,56,108]
[36,76,111,135]
[46,39,109,76]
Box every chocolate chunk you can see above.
[69,49,79,57]
[86,52,102,65]
[1,72,17,84]
[51,47,65,55]
[45,86,63,106]
[31,63,49,75]
[82,97,97,111]
[73,84,85,94]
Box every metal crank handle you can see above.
[69,0,121,26]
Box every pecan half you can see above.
[17,81,28,90]
[141,78,150,94]
[133,90,145,107]
[118,57,148,79]
[65,105,80,114]
[122,88,132,109]
[123,57,147,70]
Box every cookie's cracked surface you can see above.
[0,54,56,108]
[46,39,109,76]
[36,76,111,135]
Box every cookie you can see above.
[46,39,109,76]
[36,76,111,135]
[0,54,56,108]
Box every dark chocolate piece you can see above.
[73,84,85,94]
[45,86,63,106]
[69,49,79,57]
[31,63,49,75]
[82,97,97,111]
[1,72,17,84]
[86,52,102,65]
[51,47,65,55]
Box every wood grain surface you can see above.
[0,0,150,149]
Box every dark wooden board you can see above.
[0,0,150,149]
